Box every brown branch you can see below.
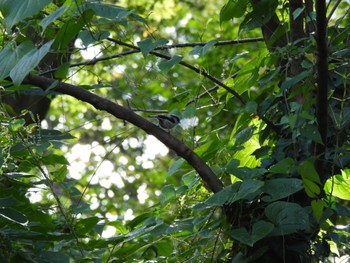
[315,0,329,184]
[23,74,225,193]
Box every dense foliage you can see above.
[0,0,349,262]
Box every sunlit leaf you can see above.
[324,169,350,200]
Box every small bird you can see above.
[150,114,180,130]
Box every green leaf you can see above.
[234,125,256,146]
[9,118,25,131]
[0,0,51,30]
[324,169,350,200]
[81,2,146,24]
[10,41,53,86]
[54,62,70,79]
[281,70,311,90]
[160,185,176,205]
[244,101,257,114]
[269,157,294,174]
[158,55,183,74]
[231,220,274,247]
[292,7,305,20]
[226,159,266,180]
[34,129,75,141]
[167,158,184,177]
[0,196,20,207]
[137,38,169,57]
[265,201,310,235]
[303,178,320,198]
[189,40,218,57]
[40,5,69,31]
[204,179,263,207]
[78,30,110,46]
[196,183,240,208]
[300,124,323,144]
[38,251,70,263]
[0,207,28,225]
[0,41,35,80]
[311,199,324,223]
[53,9,94,52]
[239,0,278,31]
[75,216,100,235]
[298,159,321,184]
[182,171,198,188]
[262,178,304,202]
[220,0,248,22]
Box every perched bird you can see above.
[150,114,180,130]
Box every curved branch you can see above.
[23,74,225,193]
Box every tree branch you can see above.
[108,37,264,49]
[315,0,329,184]
[23,74,225,193]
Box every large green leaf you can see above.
[234,125,256,146]
[0,207,28,225]
[75,216,100,236]
[0,0,51,30]
[203,179,263,207]
[226,159,266,180]
[280,70,311,90]
[298,159,321,197]
[53,10,94,52]
[265,201,310,235]
[231,220,274,246]
[0,41,35,80]
[220,0,249,22]
[269,157,295,174]
[10,40,53,86]
[262,178,304,202]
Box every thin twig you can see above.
[107,37,264,49]
[17,131,85,256]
